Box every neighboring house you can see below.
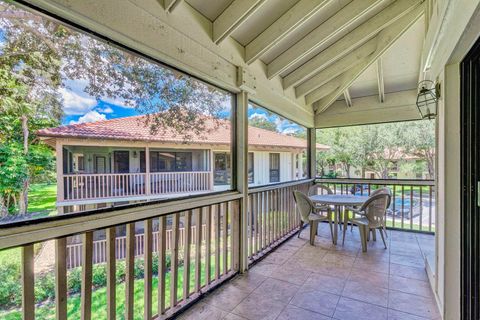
[38,115,329,213]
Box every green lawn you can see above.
[0,254,228,320]
[28,183,57,214]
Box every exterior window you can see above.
[269,153,280,183]
[214,152,231,185]
[248,152,254,184]
[77,156,85,171]
[150,151,192,172]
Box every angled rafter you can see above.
[283,0,421,89]
[213,0,267,44]
[245,0,332,64]
[315,90,419,128]
[309,3,424,110]
[344,89,353,108]
[164,0,182,12]
[295,38,377,98]
[267,0,386,79]
[377,58,385,102]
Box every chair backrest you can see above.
[293,190,314,223]
[359,193,390,228]
[308,184,333,196]
[370,187,392,207]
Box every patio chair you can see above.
[348,187,391,236]
[342,193,391,252]
[293,191,334,245]
[308,184,341,229]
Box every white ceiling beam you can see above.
[315,90,419,128]
[309,4,424,110]
[295,38,377,98]
[282,0,421,89]
[213,0,267,44]
[266,0,386,79]
[164,0,183,12]
[377,58,385,102]
[344,89,352,108]
[245,0,332,64]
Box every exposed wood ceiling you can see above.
[179,0,425,117]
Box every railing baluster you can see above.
[170,212,180,308]
[429,186,433,232]
[125,223,135,320]
[205,206,212,285]
[194,209,202,293]
[158,216,167,315]
[55,238,67,320]
[183,211,192,301]
[144,219,153,320]
[81,232,93,320]
[419,186,424,231]
[106,227,116,320]
[214,204,221,280]
[222,202,228,275]
[22,244,35,320]
[410,186,414,230]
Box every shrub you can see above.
[92,264,107,288]
[0,260,21,308]
[116,261,126,283]
[35,273,55,303]
[68,268,82,294]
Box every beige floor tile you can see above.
[269,264,312,285]
[178,302,229,320]
[354,259,390,274]
[387,309,432,320]
[322,252,356,268]
[348,268,389,289]
[333,297,388,320]
[229,272,268,293]
[315,261,352,279]
[203,285,250,312]
[390,264,428,281]
[251,278,300,303]
[222,313,248,320]
[290,289,340,317]
[342,280,389,307]
[250,261,278,277]
[231,295,286,320]
[388,290,440,319]
[390,254,425,268]
[276,305,332,320]
[389,275,434,298]
[262,251,291,265]
[300,273,346,295]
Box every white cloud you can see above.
[98,106,114,114]
[60,87,97,115]
[69,111,107,124]
[281,127,298,135]
[249,112,269,121]
[101,96,135,109]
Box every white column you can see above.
[236,91,249,272]
[145,147,150,196]
[56,140,64,214]
[308,128,317,179]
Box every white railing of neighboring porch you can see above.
[63,171,212,201]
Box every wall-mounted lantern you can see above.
[416,80,439,120]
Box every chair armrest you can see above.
[345,206,365,215]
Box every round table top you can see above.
[309,194,370,206]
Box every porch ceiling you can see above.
[25,0,426,128]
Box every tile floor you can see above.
[178,224,439,320]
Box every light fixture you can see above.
[416,80,438,120]
[133,151,138,158]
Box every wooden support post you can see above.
[308,128,317,179]
[22,244,35,320]
[106,227,116,320]
[125,223,135,320]
[81,232,93,320]
[144,219,153,320]
[236,90,249,272]
[55,238,67,320]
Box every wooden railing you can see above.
[0,192,241,320]
[150,171,211,195]
[66,225,208,269]
[63,171,212,201]
[315,178,436,233]
[247,180,311,262]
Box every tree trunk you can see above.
[0,194,7,217]
[18,115,29,215]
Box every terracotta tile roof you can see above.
[38,115,329,150]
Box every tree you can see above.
[403,120,436,179]
[0,2,228,214]
[248,114,277,132]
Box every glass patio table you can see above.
[309,194,370,245]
